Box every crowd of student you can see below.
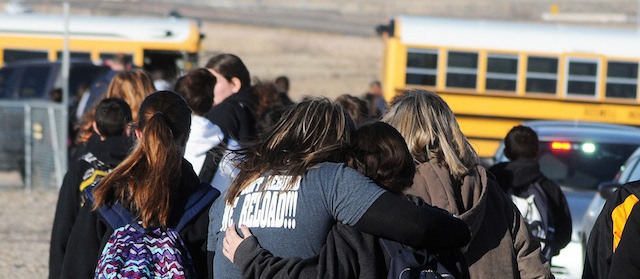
[46,52,636,279]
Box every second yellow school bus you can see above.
[377,16,640,158]
[0,13,203,78]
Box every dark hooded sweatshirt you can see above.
[201,89,258,183]
[583,181,640,279]
[488,159,572,257]
[49,135,134,279]
[58,159,215,279]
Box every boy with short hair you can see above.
[49,98,134,279]
[489,125,572,262]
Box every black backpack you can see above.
[509,180,555,259]
[379,238,468,279]
[379,196,470,279]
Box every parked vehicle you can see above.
[492,120,640,278]
[0,59,108,101]
[0,59,108,174]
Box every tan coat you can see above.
[405,159,553,279]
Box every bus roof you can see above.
[396,16,640,58]
[0,13,197,43]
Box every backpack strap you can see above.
[85,183,220,232]
[84,186,136,229]
[176,183,220,231]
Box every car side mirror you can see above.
[598,181,621,200]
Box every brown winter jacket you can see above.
[405,159,553,279]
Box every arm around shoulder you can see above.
[354,192,471,249]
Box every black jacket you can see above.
[49,135,133,279]
[583,181,640,279]
[234,223,387,279]
[201,89,257,183]
[204,89,257,144]
[58,160,215,279]
[607,200,640,279]
[231,195,469,279]
[488,159,572,257]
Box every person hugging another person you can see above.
[174,68,225,183]
[207,98,471,279]
[49,98,134,279]
[220,121,471,278]
[380,89,553,278]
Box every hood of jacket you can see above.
[488,159,545,191]
[83,135,134,167]
[406,158,492,246]
[407,158,552,278]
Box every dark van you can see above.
[0,59,109,101]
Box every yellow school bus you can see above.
[377,16,640,158]
[0,13,202,78]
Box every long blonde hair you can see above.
[382,89,478,179]
[105,68,156,122]
[224,97,353,204]
[92,91,191,228]
[75,69,156,144]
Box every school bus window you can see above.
[606,61,638,99]
[486,53,518,91]
[406,49,438,86]
[4,50,48,64]
[446,51,478,89]
[56,51,91,61]
[526,56,558,94]
[18,65,49,99]
[566,59,599,97]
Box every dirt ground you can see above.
[0,21,379,278]
[199,21,383,101]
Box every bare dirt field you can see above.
[0,20,379,278]
[198,21,383,102]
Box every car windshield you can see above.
[539,140,639,190]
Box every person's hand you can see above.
[222,222,253,264]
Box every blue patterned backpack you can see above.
[87,183,219,279]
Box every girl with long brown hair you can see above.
[207,98,471,279]
[60,91,217,278]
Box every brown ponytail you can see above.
[93,91,191,228]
